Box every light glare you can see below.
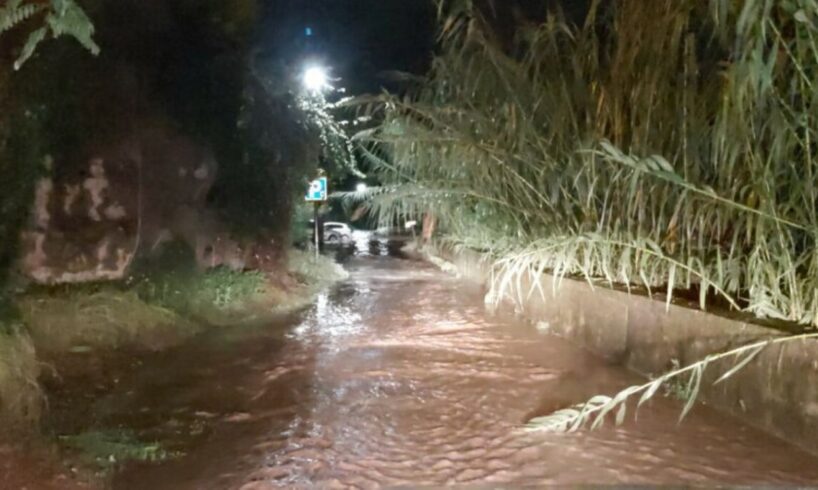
[303,66,329,91]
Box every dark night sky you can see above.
[257,0,437,94]
[255,1,592,95]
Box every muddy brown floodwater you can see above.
[51,253,818,487]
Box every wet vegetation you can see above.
[131,246,346,327]
[59,429,181,470]
[4,245,343,428]
[19,288,191,353]
[0,331,41,429]
[0,0,350,435]
[350,0,818,435]
[360,0,818,328]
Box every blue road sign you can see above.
[306,177,328,202]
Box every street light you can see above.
[356,182,368,193]
[303,66,329,92]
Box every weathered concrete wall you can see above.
[436,246,818,455]
[16,127,276,284]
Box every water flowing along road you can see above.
[78,251,818,487]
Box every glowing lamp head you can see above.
[303,66,329,92]
[356,183,368,193]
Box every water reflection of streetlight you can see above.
[353,230,370,256]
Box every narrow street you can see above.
[50,249,818,488]
[6,2,818,488]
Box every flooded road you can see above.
[56,252,818,488]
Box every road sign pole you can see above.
[313,202,320,260]
[306,175,328,261]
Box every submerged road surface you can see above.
[100,254,818,488]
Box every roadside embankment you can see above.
[428,244,818,456]
[0,249,346,431]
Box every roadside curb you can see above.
[428,244,818,456]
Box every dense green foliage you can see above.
[0,0,98,70]
[210,75,319,238]
[360,0,818,327]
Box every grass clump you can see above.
[0,327,43,431]
[17,289,197,353]
[192,268,267,310]
[133,244,347,326]
[267,249,349,313]
[132,240,277,325]
[59,429,181,470]
[135,266,272,326]
[288,248,349,289]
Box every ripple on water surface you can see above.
[111,257,818,489]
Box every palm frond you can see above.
[353,0,818,327]
[526,333,818,433]
[0,1,41,34]
[3,0,99,71]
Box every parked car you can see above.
[323,222,353,245]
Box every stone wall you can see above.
[436,246,818,455]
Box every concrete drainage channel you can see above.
[428,245,818,456]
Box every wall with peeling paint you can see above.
[16,127,256,284]
[1,0,319,291]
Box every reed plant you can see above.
[525,331,818,432]
[354,0,818,328]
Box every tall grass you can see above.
[18,290,196,352]
[0,328,42,430]
[355,0,818,327]
[133,248,347,325]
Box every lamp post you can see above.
[301,65,331,259]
